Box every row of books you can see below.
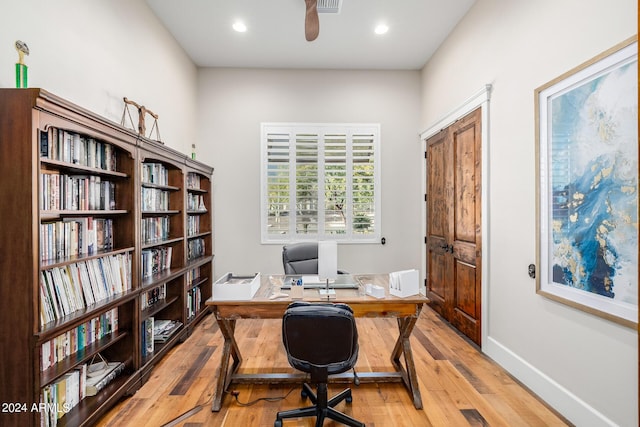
[40,357,125,426]
[141,216,170,244]
[141,247,172,278]
[141,187,170,211]
[186,266,201,288]
[40,365,86,425]
[41,172,116,211]
[187,286,202,321]
[141,162,169,186]
[40,308,119,371]
[40,253,132,325]
[186,172,202,190]
[187,193,206,211]
[40,217,113,261]
[187,238,205,261]
[141,283,167,310]
[40,127,118,172]
[187,215,200,236]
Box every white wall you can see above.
[0,0,197,154]
[420,0,637,426]
[197,68,422,277]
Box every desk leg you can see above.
[390,305,423,409]
[211,318,243,412]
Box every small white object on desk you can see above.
[213,272,261,301]
[388,269,419,297]
[318,288,336,299]
[365,283,385,298]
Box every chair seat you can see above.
[275,302,364,427]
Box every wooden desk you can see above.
[205,274,428,412]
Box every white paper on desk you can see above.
[302,275,321,284]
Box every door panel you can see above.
[454,259,477,318]
[426,108,482,345]
[453,120,478,244]
[427,249,446,309]
[427,132,447,238]
[426,131,449,318]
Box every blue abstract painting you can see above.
[549,59,637,307]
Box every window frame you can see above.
[260,122,381,244]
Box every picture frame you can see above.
[535,36,638,328]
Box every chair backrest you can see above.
[282,242,319,274]
[282,302,358,379]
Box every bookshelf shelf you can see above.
[40,246,136,270]
[141,209,180,215]
[141,236,184,250]
[0,89,214,427]
[40,210,129,221]
[40,330,130,386]
[187,276,209,291]
[140,267,186,288]
[186,209,208,214]
[40,158,129,178]
[38,291,138,339]
[187,230,212,239]
[140,295,180,320]
[140,182,180,192]
[186,187,207,194]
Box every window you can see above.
[261,123,380,243]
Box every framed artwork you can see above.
[535,37,638,327]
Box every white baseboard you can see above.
[484,336,618,427]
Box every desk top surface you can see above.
[205,274,429,307]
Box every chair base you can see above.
[275,382,364,427]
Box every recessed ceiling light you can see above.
[233,21,247,33]
[374,24,389,35]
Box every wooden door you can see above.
[426,108,482,345]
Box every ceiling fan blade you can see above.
[305,0,319,41]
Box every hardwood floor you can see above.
[96,306,571,427]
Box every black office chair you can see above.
[275,302,364,427]
[282,242,348,275]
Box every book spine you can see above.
[40,255,131,326]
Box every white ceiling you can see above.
[146,0,476,70]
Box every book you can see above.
[85,360,125,396]
[153,319,182,343]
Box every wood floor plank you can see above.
[96,306,571,427]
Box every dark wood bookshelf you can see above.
[0,88,214,427]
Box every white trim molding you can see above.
[484,337,618,426]
[420,84,492,140]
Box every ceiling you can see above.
[146,0,476,70]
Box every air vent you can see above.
[317,0,342,14]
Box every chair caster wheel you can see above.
[346,395,352,403]
[274,420,283,427]
[301,390,308,400]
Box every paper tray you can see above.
[212,272,261,301]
